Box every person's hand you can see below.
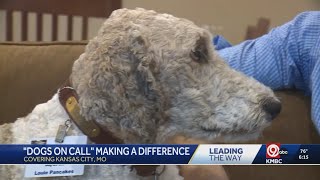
[166,135,229,180]
[178,165,228,180]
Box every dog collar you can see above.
[58,85,160,177]
[58,86,122,144]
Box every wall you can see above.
[122,0,319,44]
[0,0,319,43]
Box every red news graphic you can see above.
[266,143,280,159]
[265,143,289,164]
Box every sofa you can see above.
[1,42,319,180]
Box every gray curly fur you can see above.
[71,8,279,144]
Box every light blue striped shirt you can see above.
[214,11,320,134]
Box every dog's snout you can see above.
[262,98,282,120]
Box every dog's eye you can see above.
[190,50,206,63]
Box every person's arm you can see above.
[215,11,320,95]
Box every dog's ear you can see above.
[129,30,159,101]
[190,32,212,63]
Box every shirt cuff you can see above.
[213,35,232,50]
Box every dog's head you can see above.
[71,8,281,143]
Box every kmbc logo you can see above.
[266,143,280,158]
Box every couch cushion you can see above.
[0,42,86,124]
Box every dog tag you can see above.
[55,120,71,143]
[25,136,87,178]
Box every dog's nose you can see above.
[262,98,282,120]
